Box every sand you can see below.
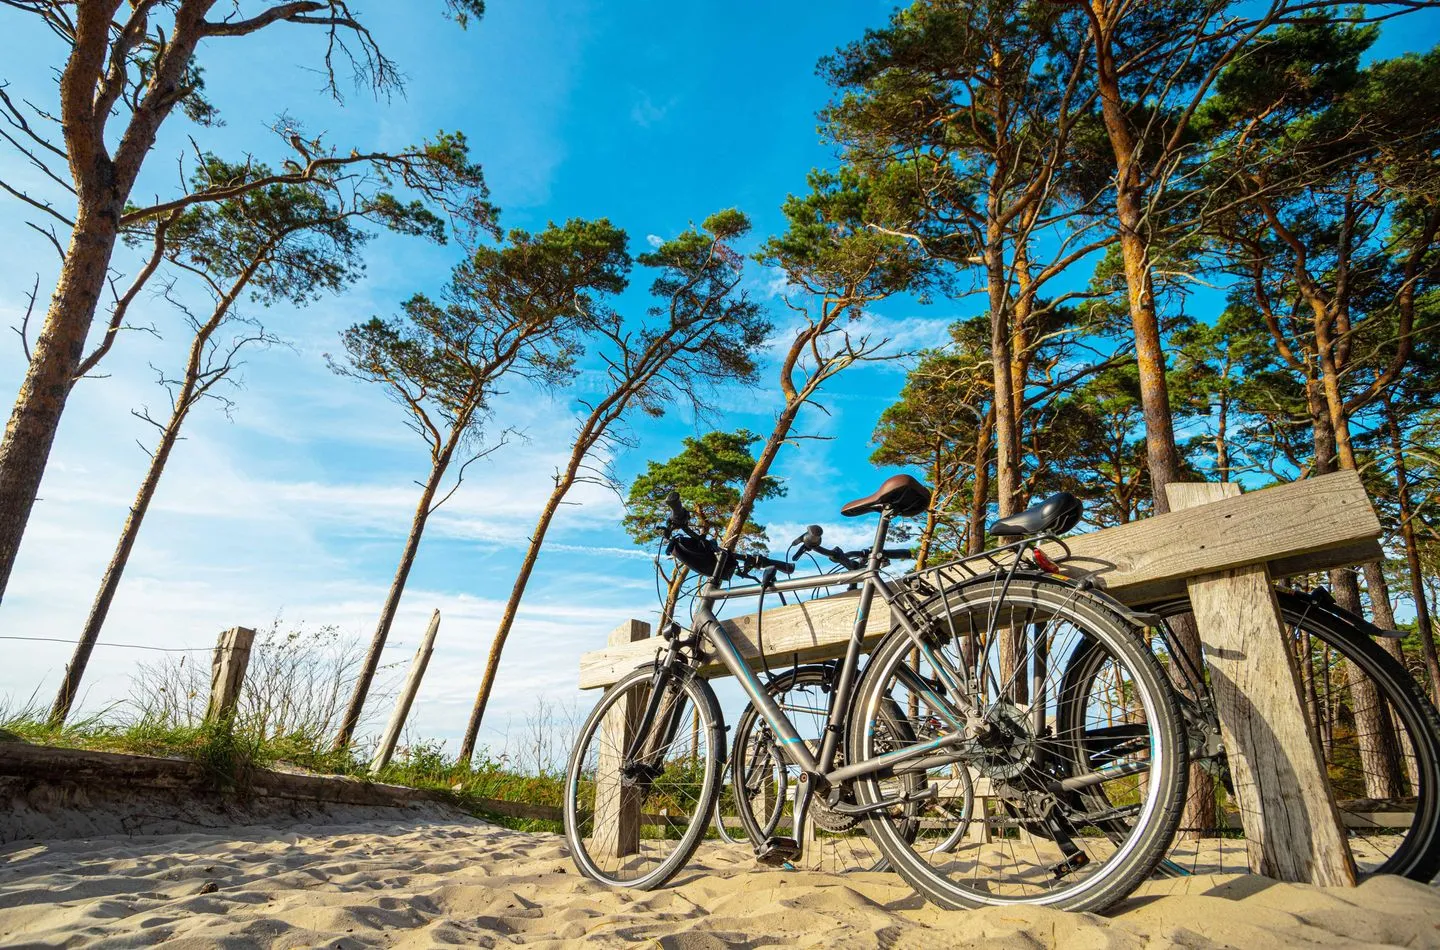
[2,815,1438,949]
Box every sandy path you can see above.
[2,816,1437,949]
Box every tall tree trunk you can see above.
[1309,377,1400,798]
[986,236,1020,521]
[1096,41,1208,825]
[967,404,996,556]
[334,433,458,748]
[49,352,208,723]
[723,400,805,549]
[0,4,209,601]
[1215,394,1230,482]
[1093,48,1183,516]
[47,242,267,724]
[0,211,120,600]
[461,404,615,762]
[913,454,943,569]
[460,480,569,762]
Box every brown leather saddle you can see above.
[839,474,932,518]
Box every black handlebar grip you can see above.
[664,490,689,527]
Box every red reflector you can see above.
[1033,549,1061,573]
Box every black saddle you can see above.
[840,474,932,518]
[989,492,1084,537]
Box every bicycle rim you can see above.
[849,575,1186,911]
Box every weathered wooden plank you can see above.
[1052,470,1379,605]
[579,591,889,689]
[1170,482,1356,887]
[370,610,441,773]
[205,626,255,721]
[593,619,649,857]
[580,473,1381,688]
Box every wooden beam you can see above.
[580,591,890,689]
[1169,482,1356,887]
[580,472,1381,689]
[593,619,650,857]
[205,626,255,721]
[1048,470,1380,604]
[370,610,440,773]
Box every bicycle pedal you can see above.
[755,836,801,867]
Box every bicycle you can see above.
[727,519,1440,882]
[563,475,1188,912]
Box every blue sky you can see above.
[1,2,1436,757]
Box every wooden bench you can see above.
[578,472,1383,886]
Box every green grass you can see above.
[0,707,567,833]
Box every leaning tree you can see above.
[0,0,487,601]
[458,210,774,760]
[329,217,632,749]
[46,142,470,724]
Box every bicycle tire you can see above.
[714,781,743,845]
[1132,591,1440,881]
[848,574,1188,912]
[563,664,724,889]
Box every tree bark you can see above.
[1092,39,1183,516]
[0,211,120,600]
[967,403,996,556]
[334,430,459,748]
[460,424,602,762]
[50,382,189,723]
[0,3,210,601]
[986,234,1021,522]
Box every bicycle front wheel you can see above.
[848,575,1187,912]
[564,665,723,889]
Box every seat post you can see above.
[867,507,893,566]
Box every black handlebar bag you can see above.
[666,535,737,581]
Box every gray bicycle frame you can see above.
[689,509,999,842]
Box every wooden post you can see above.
[594,619,650,859]
[370,610,441,773]
[1168,482,1356,886]
[205,626,255,722]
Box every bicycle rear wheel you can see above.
[848,575,1187,912]
[563,665,723,889]
[1136,591,1440,881]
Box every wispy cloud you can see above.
[629,90,676,128]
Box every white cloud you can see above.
[646,234,665,248]
[629,90,675,128]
